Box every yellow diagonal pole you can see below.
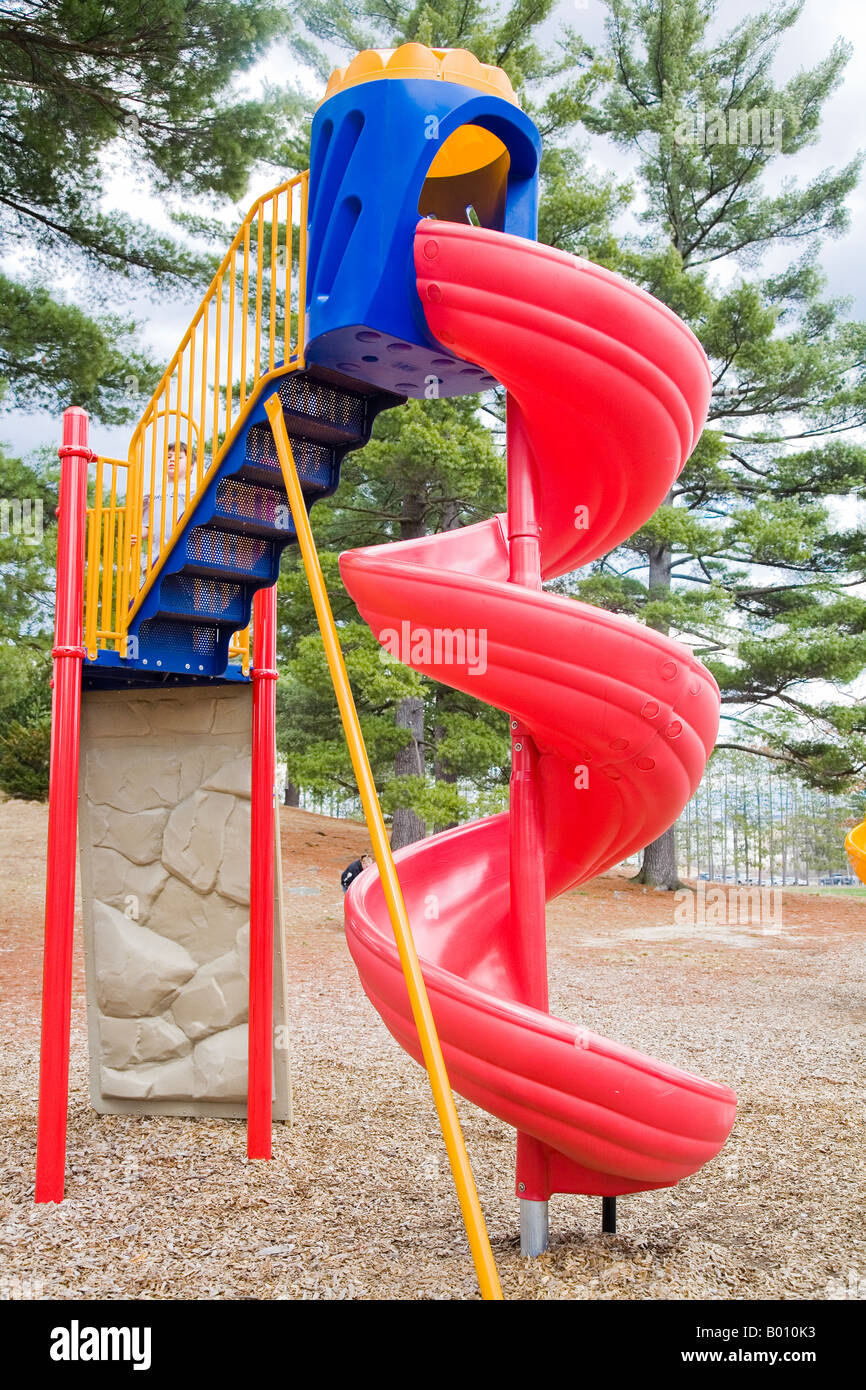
[264,393,503,1302]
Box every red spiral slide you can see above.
[340,220,736,1198]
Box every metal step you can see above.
[276,372,370,439]
[134,617,235,676]
[155,574,247,626]
[211,477,294,539]
[242,428,333,490]
[182,526,276,581]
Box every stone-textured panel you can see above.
[146,875,248,963]
[216,799,251,904]
[91,849,169,921]
[85,745,180,811]
[94,805,170,866]
[88,702,152,738]
[212,698,252,735]
[235,921,250,969]
[193,1026,248,1101]
[162,789,235,893]
[102,1055,197,1101]
[171,949,248,1041]
[129,696,216,735]
[93,900,197,1018]
[204,754,252,799]
[100,1065,153,1100]
[99,1014,191,1069]
[177,744,241,802]
[79,684,290,1121]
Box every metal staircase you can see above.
[78,171,409,688]
[123,366,402,679]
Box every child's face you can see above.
[167,448,188,477]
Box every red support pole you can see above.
[248,583,277,1158]
[35,408,91,1203]
[506,396,550,1213]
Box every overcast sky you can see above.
[3,0,866,459]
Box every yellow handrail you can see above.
[124,171,307,630]
[264,393,504,1302]
[82,172,308,667]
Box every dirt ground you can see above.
[0,798,863,1301]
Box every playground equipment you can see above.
[36,44,736,1293]
[845,818,866,883]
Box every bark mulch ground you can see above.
[0,800,862,1300]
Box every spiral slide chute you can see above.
[340,220,736,1195]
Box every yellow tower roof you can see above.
[319,43,519,108]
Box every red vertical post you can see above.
[248,583,277,1158]
[35,408,91,1203]
[506,396,547,1005]
[506,396,550,1227]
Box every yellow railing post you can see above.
[263,393,503,1302]
[84,504,99,660]
[83,456,131,655]
[298,175,308,362]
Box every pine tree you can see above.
[0,443,57,794]
[0,0,302,419]
[565,0,866,886]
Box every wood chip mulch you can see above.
[1,801,863,1300]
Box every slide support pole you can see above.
[506,396,551,1255]
[35,407,90,1203]
[248,583,277,1158]
[264,393,502,1301]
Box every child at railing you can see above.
[133,441,194,578]
[130,440,234,622]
